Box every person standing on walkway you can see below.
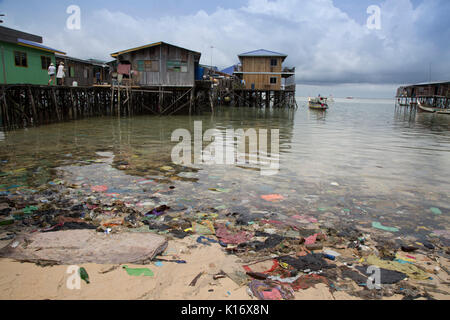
[56,62,65,86]
[48,63,56,85]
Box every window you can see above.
[14,51,27,67]
[69,66,75,78]
[270,59,278,67]
[137,60,152,72]
[41,56,51,70]
[270,77,277,84]
[167,60,188,73]
[137,60,144,71]
[137,60,159,72]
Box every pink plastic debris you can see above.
[91,185,108,193]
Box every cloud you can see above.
[2,0,449,84]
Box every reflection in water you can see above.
[0,98,449,242]
[307,109,328,122]
[394,104,450,131]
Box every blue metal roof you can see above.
[238,49,287,57]
[17,38,65,54]
[220,65,237,75]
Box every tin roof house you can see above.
[110,41,201,88]
[233,49,295,91]
[0,26,65,85]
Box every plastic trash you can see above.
[323,249,341,257]
[23,206,38,214]
[261,194,285,202]
[0,219,14,226]
[323,254,335,261]
[208,188,231,193]
[192,221,215,235]
[145,205,170,217]
[401,246,418,253]
[123,265,154,277]
[372,222,399,232]
[430,207,442,215]
[248,280,294,300]
[196,236,218,246]
[91,185,108,193]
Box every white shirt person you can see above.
[48,63,56,85]
[56,62,65,85]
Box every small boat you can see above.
[417,100,450,115]
[308,97,328,110]
[346,96,354,100]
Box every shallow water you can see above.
[1,97,449,242]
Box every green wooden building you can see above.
[0,26,65,85]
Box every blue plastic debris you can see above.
[323,254,336,261]
[196,236,218,246]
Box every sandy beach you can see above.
[0,242,354,300]
[1,235,449,300]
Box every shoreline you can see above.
[0,139,449,301]
[1,231,449,300]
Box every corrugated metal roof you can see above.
[221,65,237,75]
[55,53,91,64]
[111,41,201,57]
[17,38,65,54]
[55,54,109,68]
[86,59,109,67]
[0,26,43,44]
[238,49,287,57]
[412,81,450,86]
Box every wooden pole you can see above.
[1,87,9,128]
[117,86,121,117]
[110,84,114,115]
[160,87,192,115]
[51,88,61,121]
[70,88,76,119]
[28,87,38,125]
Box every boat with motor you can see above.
[308,96,329,110]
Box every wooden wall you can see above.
[56,57,93,87]
[119,43,199,87]
[241,56,283,90]
[397,83,450,98]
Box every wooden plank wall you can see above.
[56,57,94,87]
[397,83,450,98]
[121,43,197,87]
[241,56,282,90]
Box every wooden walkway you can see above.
[0,84,212,130]
[0,81,298,130]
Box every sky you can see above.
[0,0,449,98]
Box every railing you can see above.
[282,67,295,73]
